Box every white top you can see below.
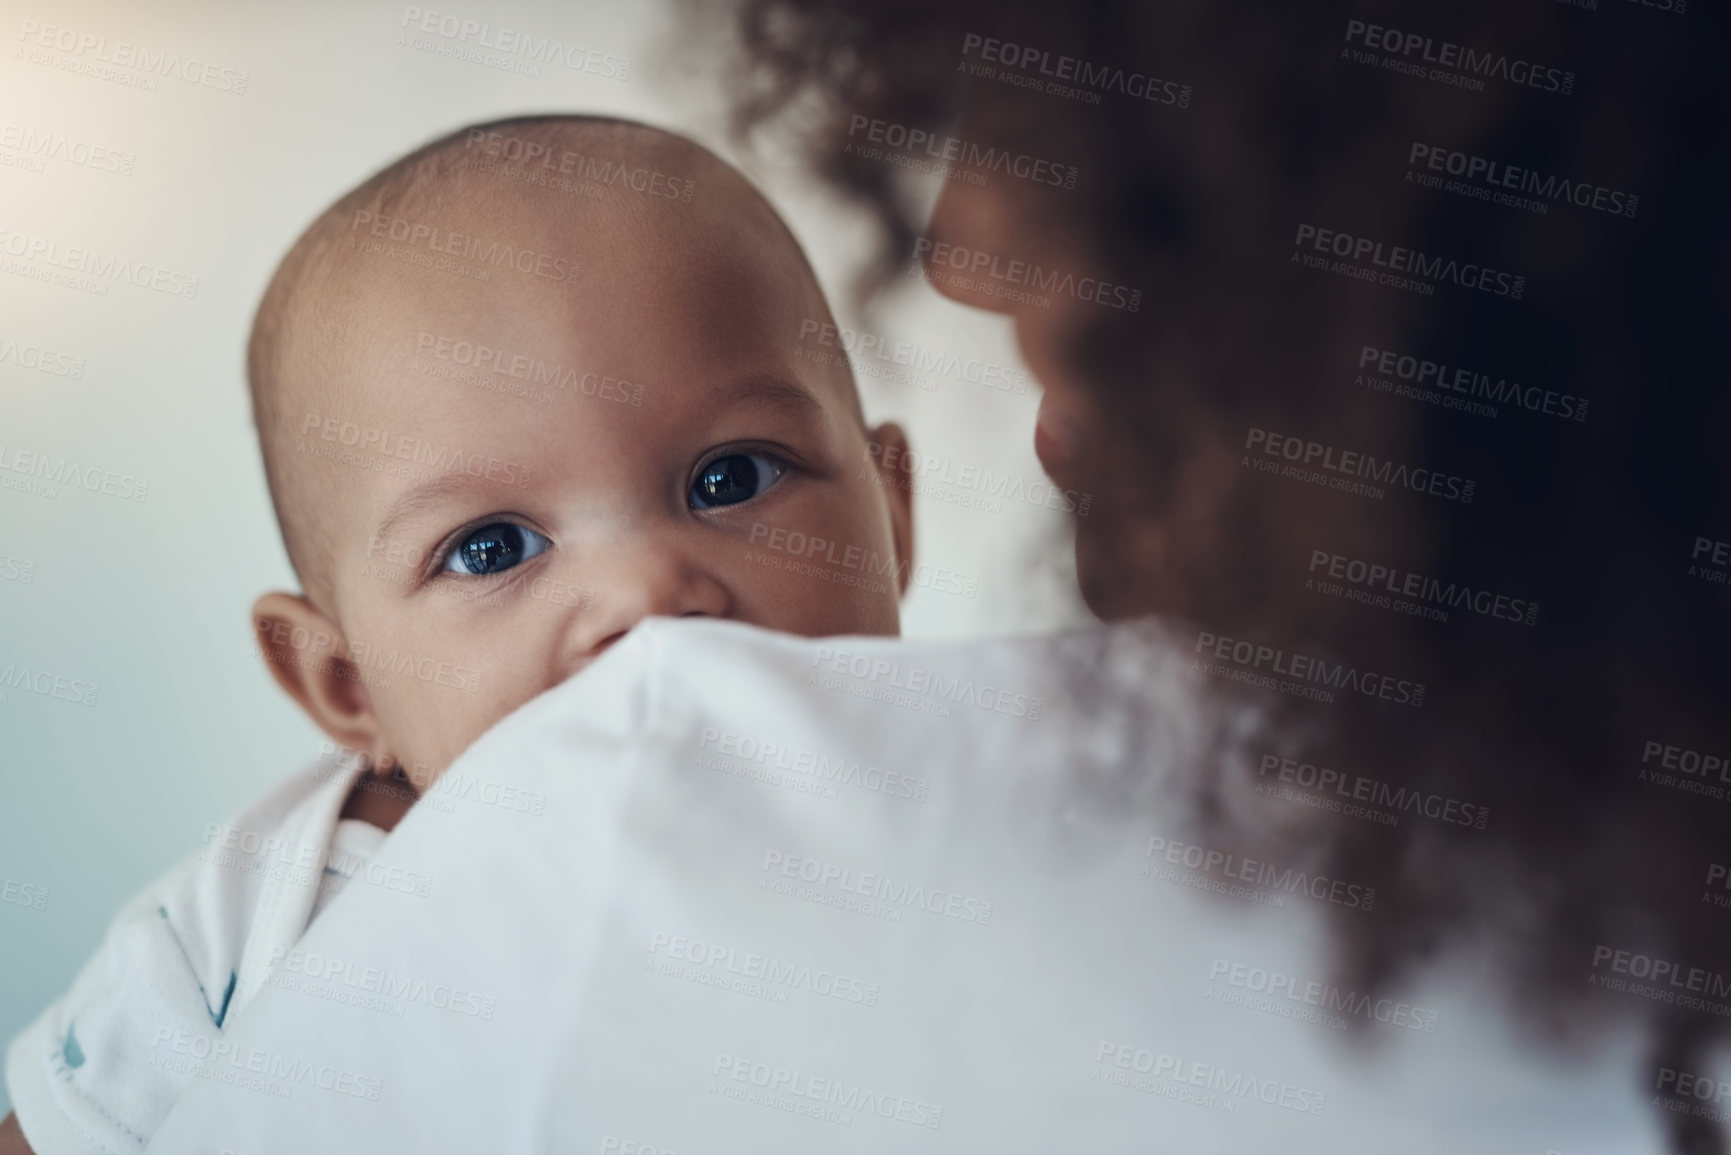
[5,754,383,1155]
[140,616,1661,1154]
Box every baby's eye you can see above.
[690,452,788,510]
[442,523,550,576]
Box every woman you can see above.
[693,1,1731,1150]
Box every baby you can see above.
[1,116,913,1155]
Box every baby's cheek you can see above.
[370,682,488,792]
[427,663,566,784]
[766,555,900,638]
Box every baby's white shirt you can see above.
[5,755,386,1155]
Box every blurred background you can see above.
[0,0,1094,1114]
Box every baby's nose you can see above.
[563,541,732,661]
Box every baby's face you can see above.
[279,181,908,786]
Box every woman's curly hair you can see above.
[687,0,1731,1149]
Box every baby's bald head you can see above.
[247,115,853,614]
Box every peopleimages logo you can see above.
[414,331,643,405]
[265,945,497,1019]
[797,318,1031,395]
[0,555,36,584]
[1356,345,1587,423]
[1342,19,1575,95]
[398,7,630,79]
[148,1028,381,1101]
[1588,944,1731,1013]
[348,210,580,283]
[1,878,50,911]
[0,333,85,378]
[845,115,1079,190]
[911,236,1142,312]
[0,226,200,299]
[748,524,979,599]
[868,442,1090,517]
[1244,427,1475,505]
[809,644,1045,719]
[1406,143,1637,219]
[257,617,482,694]
[0,442,149,503]
[760,849,994,925]
[648,931,882,1006]
[16,19,251,93]
[299,412,531,489]
[1692,537,1730,569]
[699,727,929,802]
[1144,835,1376,911]
[1206,957,1440,1032]
[0,662,99,707]
[201,822,436,898]
[1307,549,1540,627]
[1256,753,1491,830]
[1092,1040,1327,1115]
[0,122,136,176]
[1192,629,1426,709]
[1657,1067,1730,1120]
[1293,223,1524,299]
[710,1052,944,1130]
[960,33,1192,108]
[1639,739,1731,787]
[461,129,693,203]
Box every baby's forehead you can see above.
[319,166,835,386]
[296,231,853,479]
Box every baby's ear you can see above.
[250,592,382,760]
[866,421,916,596]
